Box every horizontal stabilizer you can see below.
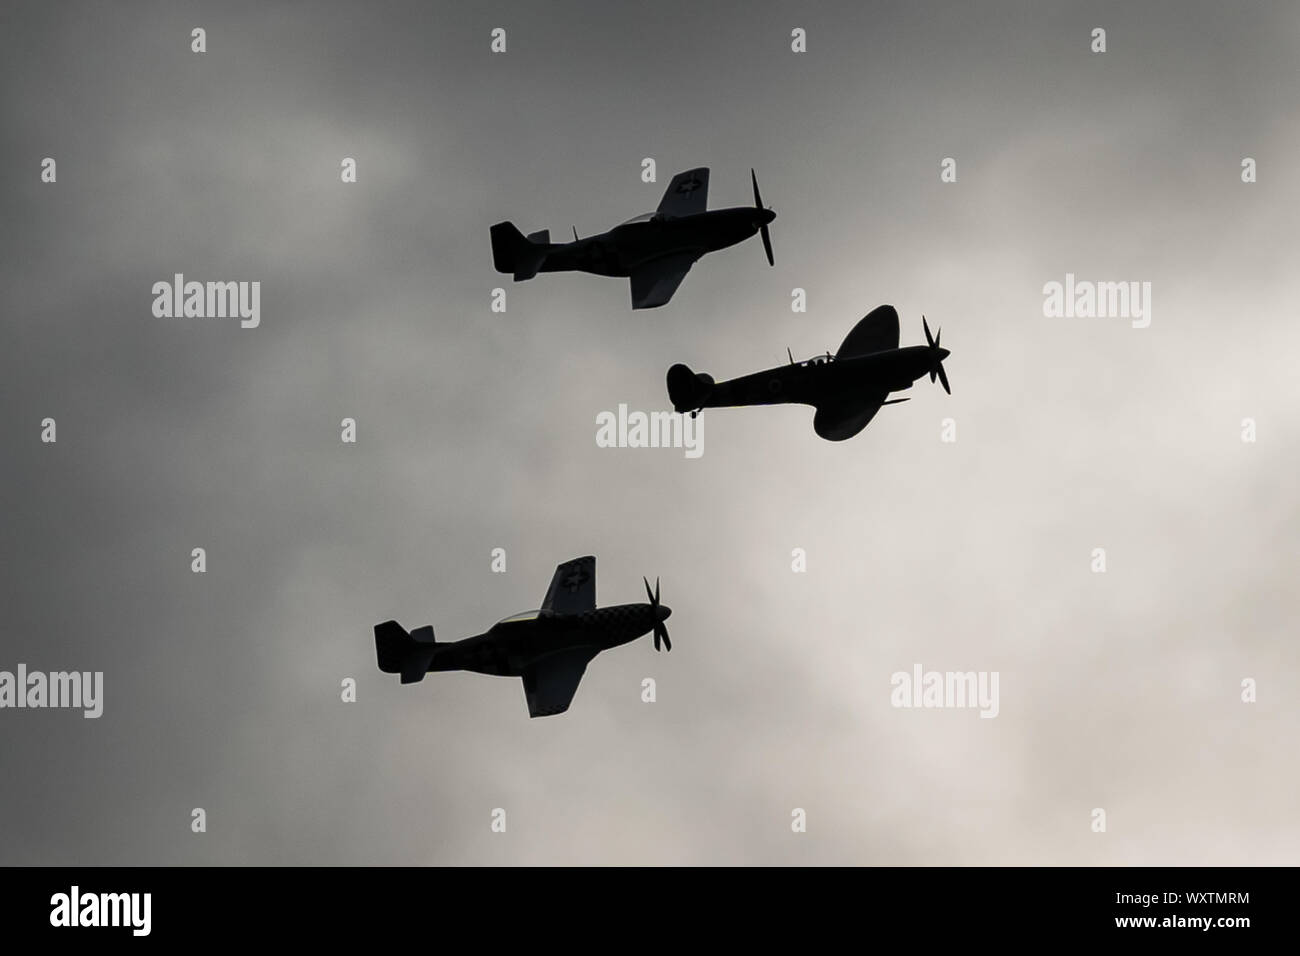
[666,363,714,413]
[526,229,550,243]
[375,620,438,684]
[490,221,549,281]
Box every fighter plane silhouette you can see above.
[374,556,671,718]
[490,167,776,309]
[666,305,951,441]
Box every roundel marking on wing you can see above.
[562,568,591,593]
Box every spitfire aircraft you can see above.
[666,305,952,441]
[374,556,672,718]
[490,167,776,309]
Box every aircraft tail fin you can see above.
[374,620,438,685]
[491,221,550,281]
[667,363,714,413]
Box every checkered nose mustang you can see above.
[489,166,776,310]
[375,556,672,718]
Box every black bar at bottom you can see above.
[0,866,1276,941]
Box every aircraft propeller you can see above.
[643,576,671,652]
[750,169,775,267]
[922,315,951,395]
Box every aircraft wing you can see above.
[522,647,599,718]
[813,391,889,441]
[629,252,698,309]
[836,305,900,359]
[541,555,596,615]
[656,167,709,218]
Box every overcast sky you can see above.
[2,0,1298,864]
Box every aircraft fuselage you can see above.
[428,603,668,677]
[540,207,773,277]
[697,345,946,410]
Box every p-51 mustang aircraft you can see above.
[490,167,776,309]
[374,556,672,718]
[666,305,952,441]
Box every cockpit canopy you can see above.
[496,609,541,625]
[803,352,835,367]
[619,212,664,225]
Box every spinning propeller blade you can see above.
[751,168,775,267]
[922,315,951,395]
[643,575,671,652]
